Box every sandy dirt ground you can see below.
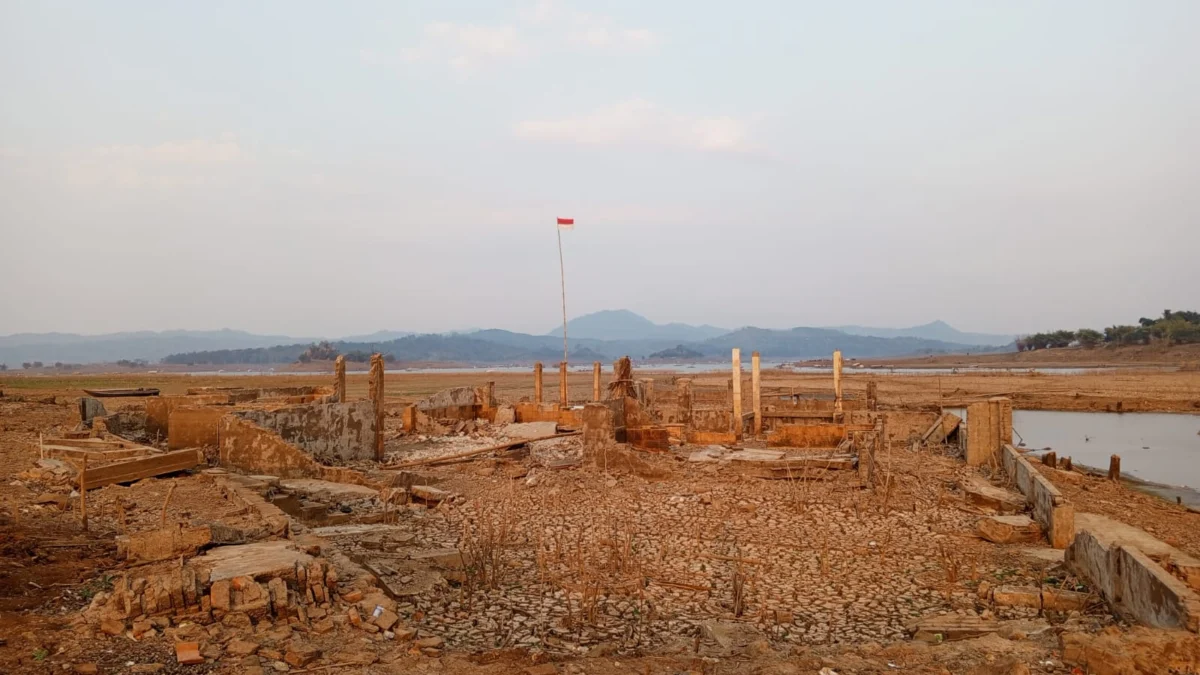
[3,366,1199,414]
[1,370,1199,674]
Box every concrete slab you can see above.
[1074,513,1200,564]
[963,476,1025,514]
[279,479,379,502]
[189,540,314,582]
[503,422,559,439]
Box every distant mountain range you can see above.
[0,312,1012,367]
[831,320,1013,347]
[548,309,729,342]
[0,329,317,366]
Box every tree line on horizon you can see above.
[1016,310,1200,351]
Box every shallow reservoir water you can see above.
[953,407,1200,491]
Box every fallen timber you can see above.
[82,387,160,397]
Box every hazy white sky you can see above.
[2,1,1197,337]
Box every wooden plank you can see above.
[44,445,155,463]
[83,449,202,490]
[44,437,134,450]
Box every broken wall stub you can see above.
[333,355,346,403]
[1066,528,1200,632]
[1001,444,1075,548]
[235,401,377,463]
[966,397,1012,466]
[219,416,326,479]
[79,397,108,427]
[368,354,385,461]
[168,406,228,450]
[767,423,847,448]
[416,387,482,421]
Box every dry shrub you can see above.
[459,497,516,598]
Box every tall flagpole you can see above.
[557,223,568,364]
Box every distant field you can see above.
[4,365,1199,414]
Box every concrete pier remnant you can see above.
[368,353,385,461]
[592,362,601,401]
[966,397,1013,466]
[534,362,543,404]
[833,350,844,413]
[559,361,569,405]
[751,351,762,437]
[333,355,346,403]
[731,348,743,440]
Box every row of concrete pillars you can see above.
[534,348,849,440]
[532,361,605,405]
[731,348,845,440]
[332,354,386,461]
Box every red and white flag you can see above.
[557,217,574,230]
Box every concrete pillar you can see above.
[991,397,1013,446]
[833,350,844,413]
[559,361,569,405]
[966,397,1011,467]
[677,378,693,425]
[1109,454,1121,481]
[592,362,602,401]
[965,401,993,466]
[751,351,762,437]
[865,380,877,411]
[731,348,743,440]
[483,381,495,411]
[534,362,543,404]
[333,355,346,403]
[368,353,385,461]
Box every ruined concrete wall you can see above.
[966,398,1012,466]
[857,411,938,446]
[514,402,563,423]
[167,406,228,450]
[416,387,481,420]
[1114,546,1200,632]
[146,395,234,439]
[1067,529,1200,632]
[235,401,376,463]
[219,416,325,479]
[767,424,847,448]
[691,409,733,433]
[1002,445,1075,548]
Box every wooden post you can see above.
[368,354,385,461]
[751,351,762,437]
[731,348,743,440]
[79,455,88,531]
[1108,454,1121,481]
[333,355,346,403]
[559,361,569,405]
[534,362,543,404]
[592,362,601,401]
[833,350,843,413]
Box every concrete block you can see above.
[979,515,1043,544]
[992,585,1042,609]
[1042,588,1090,612]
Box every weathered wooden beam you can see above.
[82,449,202,490]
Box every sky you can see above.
[1,0,1197,338]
